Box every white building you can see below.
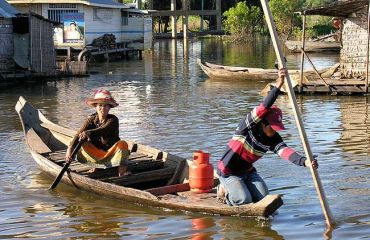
[7,0,153,50]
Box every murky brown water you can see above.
[1,38,369,239]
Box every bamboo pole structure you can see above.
[182,0,188,39]
[260,0,334,228]
[299,13,307,93]
[171,0,177,38]
[216,0,222,31]
[302,50,332,91]
[200,0,204,31]
[366,1,370,92]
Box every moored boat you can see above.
[285,40,341,53]
[15,96,283,217]
[197,58,300,81]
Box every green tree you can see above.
[269,0,303,38]
[223,1,262,40]
[304,0,336,7]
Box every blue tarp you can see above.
[0,0,18,18]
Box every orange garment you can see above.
[77,140,129,168]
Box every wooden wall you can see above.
[122,15,153,50]
[84,6,122,45]
[29,15,56,75]
[0,18,14,71]
[11,3,152,50]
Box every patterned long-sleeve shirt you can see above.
[217,87,306,177]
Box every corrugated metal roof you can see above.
[301,0,368,17]
[0,0,18,17]
[7,0,130,9]
[89,0,125,7]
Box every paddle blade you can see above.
[49,162,71,190]
[49,141,83,190]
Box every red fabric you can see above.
[279,147,295,161]
[228,139,260,162]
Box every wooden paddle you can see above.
[260,0,334,228]
[49,140,83,190]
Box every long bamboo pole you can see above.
[302,50,331,91]
[260,0,334,228]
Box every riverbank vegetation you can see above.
[223,0,337,42]
[126,0,337,41]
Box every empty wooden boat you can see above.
[197,58,300,81]
[15,96,283,217]
[285,40,341,53]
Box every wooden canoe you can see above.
[285,40,341,53]
[15,96,283,217]
[197,58,300,81]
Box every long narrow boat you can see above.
[285,40,341,53]
[197,58,300,81]
[15,96,283,217]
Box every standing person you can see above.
[217,69,318,206]
[65,89,130,176]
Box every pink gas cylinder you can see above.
[189,151,214,193]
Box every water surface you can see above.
[0,38,369,239]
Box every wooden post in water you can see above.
[366,1,370,92]
[171,0,177,39]
[182,0,188,39]
[216,0,222,31]
[200,0,204,31]
[299,13,307,93]
[260,0,334,228]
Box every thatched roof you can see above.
[301,0,368,17]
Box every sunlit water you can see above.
[0,38,369,239]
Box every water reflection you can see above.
[337,96,370,155]
[1,38,370,239]
[215,217,284,239]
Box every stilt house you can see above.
[0,0,17,72]
[302,0,370,79]
[7,0,153,50]
[1,0,56,82]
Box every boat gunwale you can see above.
[197,58,300,81]
[16,96,284,217]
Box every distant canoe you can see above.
[15,96,283,217]
[197,58,300,81]
[285,40,341,53]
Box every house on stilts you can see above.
[7,0,153,61]
[1,0,57,87]
[266,0,370,95]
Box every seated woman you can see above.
[65,89,130,176]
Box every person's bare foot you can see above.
[118,165,130,177]
[87,168,97,174]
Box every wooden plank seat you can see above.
[46,150,158,163]
[79,159,165,178]
[45,149,166,177]
[99,166,177,186]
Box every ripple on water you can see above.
[1,39,370,239]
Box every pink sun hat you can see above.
[264,105,285,131]
[86,89,119,108]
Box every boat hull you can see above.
[197,58,300,81]
[285,40,340,53]
[16,96,283,217]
